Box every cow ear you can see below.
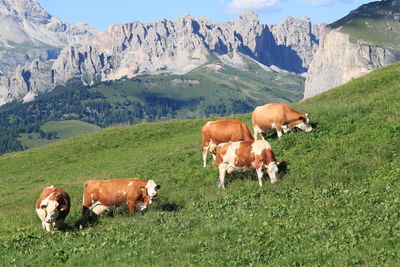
[59,196,68,211]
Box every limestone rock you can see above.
[304,29,398,99]
[0,9,325,105]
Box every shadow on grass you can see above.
[157,203,183,212]
[72,213,99,231]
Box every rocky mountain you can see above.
[0,7,325,106]
[304,0,400,99]
[0,0,98,77]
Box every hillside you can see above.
[329,0,400,54]
[0,63,399,265]
[0,60,303,154]
[17,120,100,149]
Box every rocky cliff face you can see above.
[304,29,398,99]
[0,10,325,105]
[305,0,400,99]
[0,0,99,77]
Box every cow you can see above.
[35,186,70,232]
[202,119,254,167]
[252,103,312,139]
[82,178,160,217]
[214,140,280,189]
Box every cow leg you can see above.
[253,127,259,140]
[127,201,136,216]
[41,221,47,230]
[44,222,52,232]
[256,168,264,187]
[254,126,265,140]
[274,123,283,138]
[218,164,227,189]
[202,146,208,167]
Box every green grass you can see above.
[17,120,101,149]
[0,63,399,265]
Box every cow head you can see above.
[266,161,279,184]
[41,194,68,223]
[146,180,160,199]
[295,113,312,132]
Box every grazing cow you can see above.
[82,178,160,217]
[214,140,280,189]
[202,119,254,167]
[35,186,70,232]
[252,103,312,139]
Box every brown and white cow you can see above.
[252,103,312,139]
[35,186,70,232]
[214,140,280,189]
[82,178,160,217]
[202,119,254,167]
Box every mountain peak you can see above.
[0,0,51,24]
[236,10,259,25]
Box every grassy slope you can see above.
[0,63,399,265]
[330,1,400,53]
[92,60,304,118]
[17,120,101,149]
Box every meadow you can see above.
[0,63,399,265]
[17,120,101,150]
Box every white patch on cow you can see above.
[47,185,55,188]
[128,182,133,187]
[271,123,276,129]
[92,204,110,215]
[207,140,217,155]
[146,180,158,198]
[218,163,228,189]
[44,222,52,232]
[266,162,279,184]
[44,200,60,223]
[281,125,289,133]
[36,208,45,221]
[251,140,271,155]
[295,122,312,132]
[256,168,264,187]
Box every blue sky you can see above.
[37,0,373,31]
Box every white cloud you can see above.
[226,0,283,13]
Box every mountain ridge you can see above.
[0,5,325,106]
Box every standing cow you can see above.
[202,119,253,167]
[82,178,160,217]
[35,186,70,232]
[252,103,312,139]
[214,140,280,189]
